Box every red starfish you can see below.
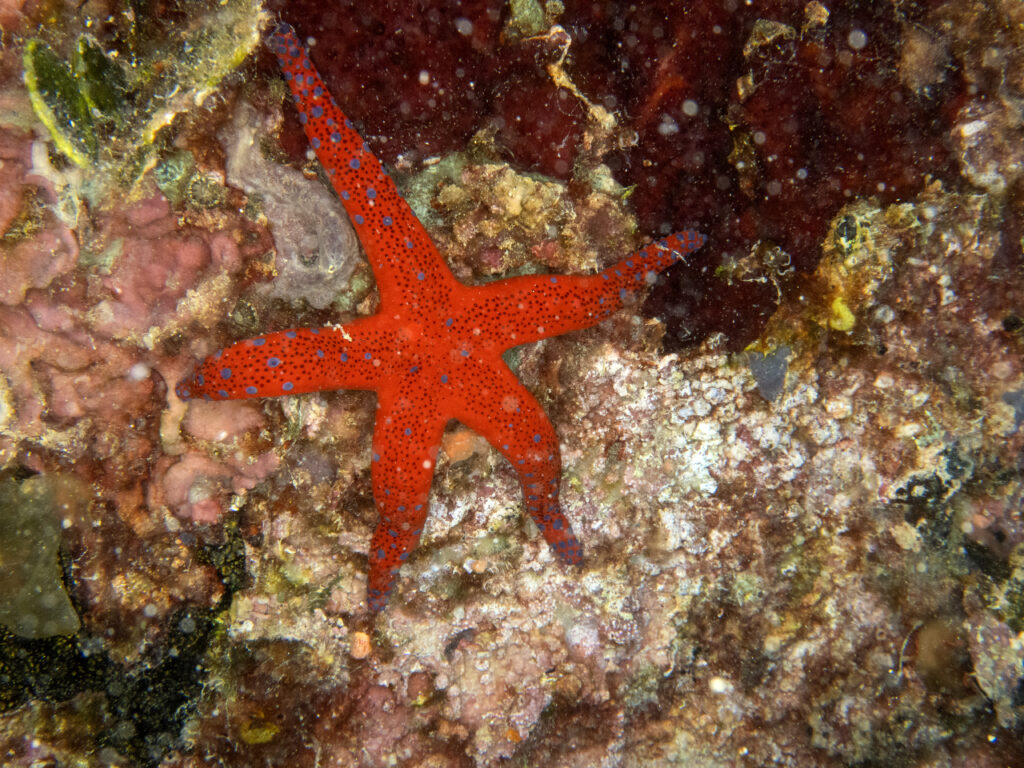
[176,23,706,611]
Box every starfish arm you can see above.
[451,359,583,565]
[175,320,394,400]
[465,230,706,348]
[366,384,448,611]
[270,24,456,309]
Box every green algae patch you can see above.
[23,40,96,167]
[75,35,131,117]
[22,0,268,196]
[0,477,81,639]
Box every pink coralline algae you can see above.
[2,2,1024,767]
[0,127,78,306]
[87,196,243,342]
[156,398,280,523]
[0,118,265,518]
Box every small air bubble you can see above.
[709,676,733,694]
[127,362,150,381]
[455,18,473,36]
[848,29,868,50]
[682,99,698,117]
[873,305,896,324]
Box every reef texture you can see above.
[1,1,1023,767]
